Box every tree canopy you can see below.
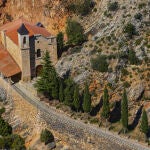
[101,87,110,119]
[35,51,59,99]
[66,19,85,45]
[123,23,136,39]
[83,83,91,113]
[57,32,64,58]
[64,78,75,106]
[73,84,80,111]
[128,50,139,65]
[121,89,128,132]
[0,117,12,136]
[67,0,93,16]
[91,55,108,72]
[140,109,149,136]
[0,134,26,150]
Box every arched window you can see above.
[37,49,41,58]
[23,37,26,44]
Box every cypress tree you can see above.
[101,87,110,119]
[140,109,149,138]
[34,51,53,97]
[51,71,59,99]
[64,78,75,106]
[59,80,64,102]
[73,85,80,112]
[57,32,64,58]
[121,89,128,133]
[82,83,91,113]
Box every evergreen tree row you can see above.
[35,52,149,139]
[35,51,92,113]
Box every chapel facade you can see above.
[0,18,57,82]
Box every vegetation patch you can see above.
[108,2,119,11]
[91,55,109,72]
[40,129,54,145]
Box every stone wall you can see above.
[35,35,57,66]
[21,48,31,81]
[1,77,148,150]
[5,36,22,69]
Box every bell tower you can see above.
[17,23,31,82]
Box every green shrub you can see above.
[90,118,99,124]
[93,8,97,12]
[91,55,109,72]
[0,107,5,116]
[121,68,129,76]
[103,11,112,17]
[123,81,131,88]
[0,134,26,150]
[66,19,85,45]
[134,13,142,20]
[123,23,136,38]
[128,50,140,65]
[40,129,54,145]
[138,3,146,9]
[108,2,119,11]
[135,38,143,46]
[67,0,94,16]
[0,117,12,136]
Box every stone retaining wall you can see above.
[0,77,149,150]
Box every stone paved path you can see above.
[12,82,150,150]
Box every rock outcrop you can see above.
[128,82,145,101]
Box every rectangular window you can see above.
[37,49,41,58]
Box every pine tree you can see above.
[101,87,110,119]
[140,109,149,137]
[83,83,91,113]
[73,85,80,112]
[121,89,128,133]
[34,51,59,99]
[59,79,64,102]
[34,51,53,97]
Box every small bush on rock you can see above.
[108,2,119,11]
[40,129,54,145]
[91,55,108,72]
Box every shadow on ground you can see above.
[128,105,143,130]
[90,98,103,116]
[109,101,121,123]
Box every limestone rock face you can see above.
[55,45,91,84]
[47,141,56,150]
[107,72,117,85]
[128,82,145,101]
[144,90,150,100]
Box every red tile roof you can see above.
[0,18,52,45]
[0,44,21,77]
